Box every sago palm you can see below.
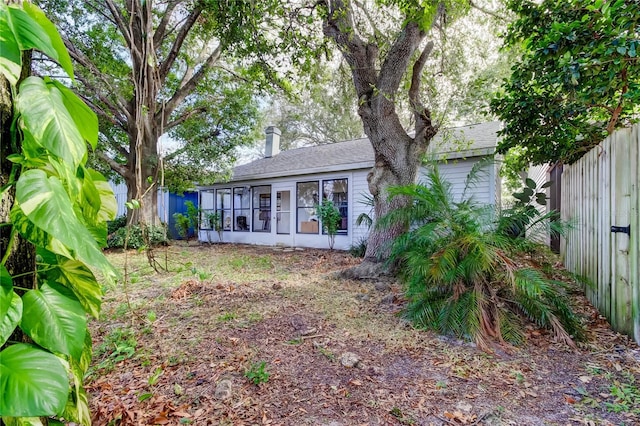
[380,166,583,349]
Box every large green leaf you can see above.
[89,169,117,222]
[0,266,23,347]
[0,343,68,417]
[22,3,73,79]
[1,417,45,426]
[21,282,86,359]
[0,5,23,85]
[58,258,102,318]
[0,291,22,348]
[0,264,14,319]
[48,79,97,148]
[15,169,117,282]
[16,77,87,169]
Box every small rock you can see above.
[374,281,390,292]
[355,293,371,302]
[380,294,396,304]
[214,379,233,400]
[456,400,473,413]
[340,352,360,368]
[272,282,283,290]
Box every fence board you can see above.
[561,125,639,343]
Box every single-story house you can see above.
[197,121,502,250]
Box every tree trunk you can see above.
[1,58,36,346]
[124,127,159,226]
[323,0,439,278]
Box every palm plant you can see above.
[381,166,583,349]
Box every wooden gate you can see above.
[561,125,639,343]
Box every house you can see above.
[197,122,502,250]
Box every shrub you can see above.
[107,215,128,234]
[349,237,368,258]
[316,199,342,250]
[107,225,168,249]
[381,167,583,349]
[173,212,191,239]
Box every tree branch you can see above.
[165,106,207,130]
[160,43,222,125]
[104,0,134,50]
[65,41,132,123]
[158,5,203,84]
[96,150,130,179]
[153,0,180,47]
[322,0,377,98]
[469,1,505,20]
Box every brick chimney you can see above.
[265,126,281,158]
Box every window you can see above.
[233,187,251,231]
[252,186,271,232]
[323,178,348,234]
[200,189,215,229]
[216,188,231,231]
[297,181,319,234]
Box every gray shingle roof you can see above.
[232,121,500,182]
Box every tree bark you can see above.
[323,0,439,277]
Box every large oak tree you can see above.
[317,0,502,274]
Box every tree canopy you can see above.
[492,0,640,169]
[37,0,301,221]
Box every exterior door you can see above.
[271,185,294,246]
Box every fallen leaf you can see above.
[349,379,363,386]
[564,395,577,404]
[578,376,592,383]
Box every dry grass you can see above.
[88,244,640,426]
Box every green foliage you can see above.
[316,199,342,250]
[173,213,191,240]
[107,225,168,249]
[492,0,640,166]
[0,3,116,422]
[185,201,200,231]
[349,237,368,258]
[107,215,128,235]
[245,361,270,385]
[499,178,557,240]
[381,167,583,349]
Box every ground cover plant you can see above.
[87,244,639,425]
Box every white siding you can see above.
[351,170,371,244]
[419,158,494,206]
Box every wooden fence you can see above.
[561,125,639,343]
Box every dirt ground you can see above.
[88,244,640,426]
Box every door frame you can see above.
[271,184,295,246]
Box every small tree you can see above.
[185,201,200,231]
[207,212,223,243]
[317,199,342,250]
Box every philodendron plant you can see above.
[0,2,117,424]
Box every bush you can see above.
[107,215,128,234]
[107,224,168,249]
[348,237,367,258]
[381,167,583,349]
[173,213,191,239]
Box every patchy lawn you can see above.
[88,244,639,426]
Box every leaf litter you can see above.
[88,244,640,425]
